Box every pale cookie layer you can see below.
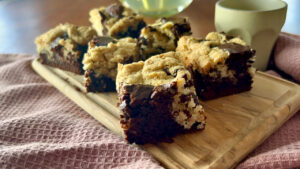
[176,32,247,75]
[116,51,186,89]
[35,23,96,53]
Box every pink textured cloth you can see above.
[0,32,299,169]
[274,33,300,83]
[0,54,163,168]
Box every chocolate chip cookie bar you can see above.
[138,17,191,59]
[83,36,140,92]
[116,51,206,144]
[35,23,96,74]
[176,32,256,100]
[89,4,146,39]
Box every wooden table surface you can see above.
[0,0,299,55]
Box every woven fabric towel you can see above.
[0,54,162,169]
[0,32,300,169]
[274,33,300,83]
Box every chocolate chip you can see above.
[163,67,171,76]
[184,80,193,88]
[122,57,134,64]
[138,37,148,45]
[247,59,255,63]
[148,26,157,32]
[99,11,107,23]
[210,44,218,48]
[171,23,191,40]
[123,84,154,101]
[90,37,116,47]
[61,33,68,39]
[50,32,69,49]
[183,110,192,118]
[173,69,180,77]
[105,4,124,18]
[99,11,108,35]
[191,94,199,105]
[179,94,191,103]
[196,39,206,43]
[51,45,64,59]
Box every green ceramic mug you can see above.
[215,0,287,70]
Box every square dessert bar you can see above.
[35,23,96,74]
[138,17,192,60]
[83,37,140,92]
[116,52,206,144]
[176,32,256,100]
[89,3,146,39]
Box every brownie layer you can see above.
[84,70,116,92]
[39,52,84,74]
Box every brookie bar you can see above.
[35,23,96,74]
[138,17,192,60]
[176,32,256,100]
[116,51,206,144]
[83,36,140,92]
[89,3,146,39]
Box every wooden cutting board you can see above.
[32,58,300,169]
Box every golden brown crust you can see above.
[116,51,188,89]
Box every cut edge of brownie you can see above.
[84,69,116,92]
[38,38,87,74]
[39,53,84,74]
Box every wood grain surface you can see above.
[32,59,300,169]
[0,0,299,54]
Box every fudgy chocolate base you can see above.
[84,70,116,92]
[193,71,253,100]
[118,82,191,145]
[193,43,255,100]
[38,34,88,75]
[39,52,84,75]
